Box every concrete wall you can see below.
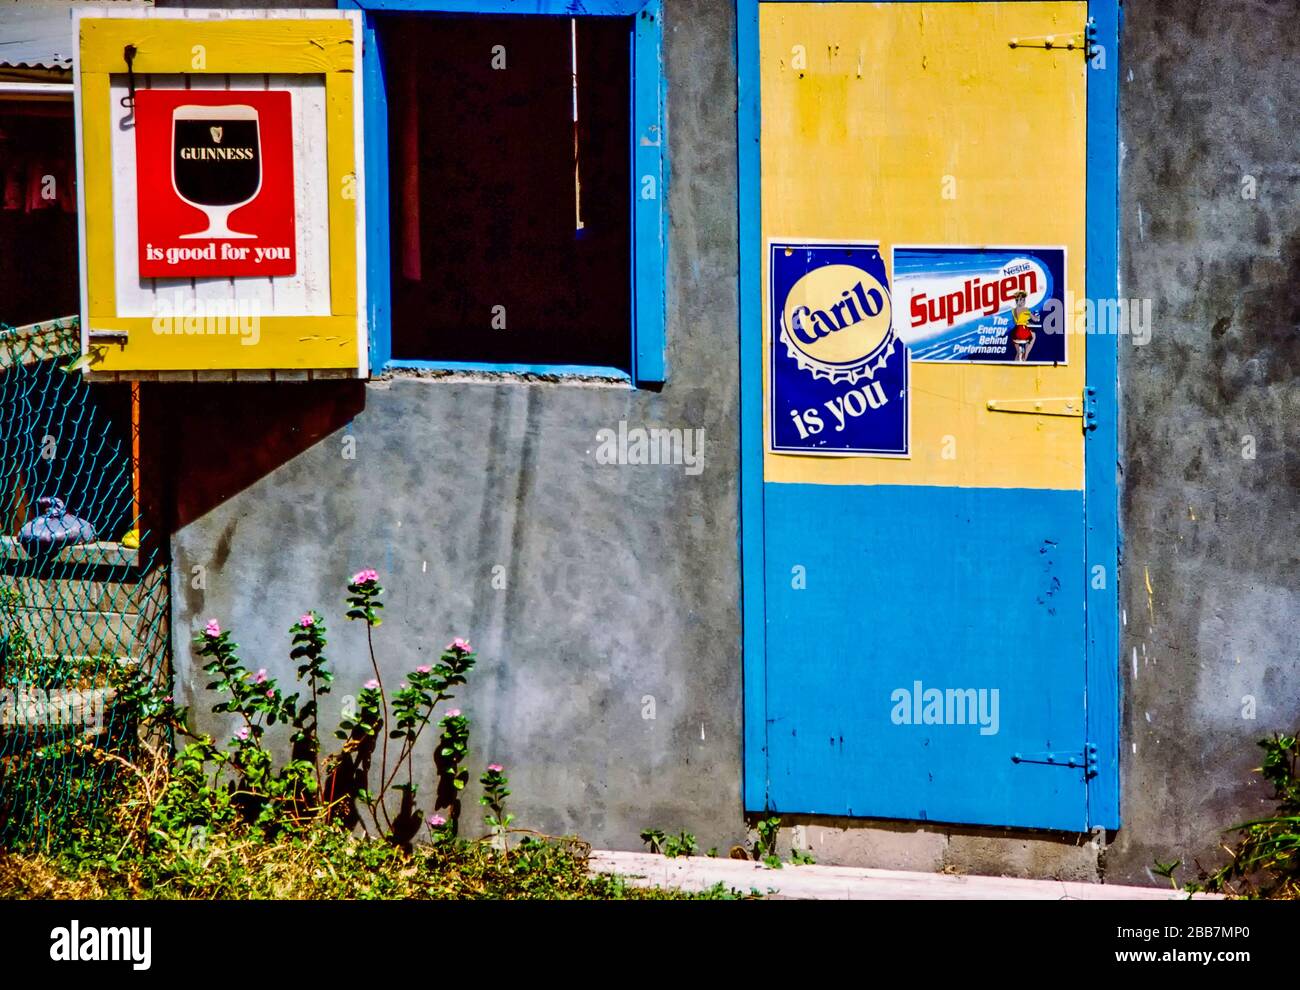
[152,0,1299,884]
[1104,0,1300,885]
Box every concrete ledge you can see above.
[0,536,139,569]
[589,851,1220,900]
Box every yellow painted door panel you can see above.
[761,1,1087,490]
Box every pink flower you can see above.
[265,689,275,700]
[445,709,461,718]
[416,665,431,674]
[235,726,250,742]
[364,679,379,691]
[447,637,472,653]
[253,669,268,684]
[299,613,315,628]
[427,814,447,827]
[399,682,408,690]
[352,568,379,585]
[162,695,173,703]
[487,763,504,773]
[204,619,221,637]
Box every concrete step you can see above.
[589,850,1220,900]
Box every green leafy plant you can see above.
[754,814,782,868]
[288,609,331,796]
[664,831,697,858]
[175,571,481,851]
[639,827,667,855]
[638,827,697,858]
[479,762,515,851]
[434,708,471,833]
[0,583,39,686]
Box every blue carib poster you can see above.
[769,241,909,457]
[892,246,1068,364]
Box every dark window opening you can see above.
[380,14,632,370]
[0,102,79,328]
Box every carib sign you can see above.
[769,241,909,456]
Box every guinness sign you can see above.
[135,90,296,277]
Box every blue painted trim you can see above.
[343,0,666,386]
[1084,0,1121,831]
[631,0,666,384]
[348,0,647,13]
[383,359,632,381]
[359,11,392,370]
[737,0,766,812]
[737,0,1123,823]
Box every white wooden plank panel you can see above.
[225,70,276,329]
[273,76,331,316]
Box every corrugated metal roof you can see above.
[0,1,151,71]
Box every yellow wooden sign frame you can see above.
[74,12,366,374]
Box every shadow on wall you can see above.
[145,381,366,532]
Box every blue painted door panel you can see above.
[741,0,1121,833]
[763,483,1088,830]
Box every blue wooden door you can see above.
[741,0,1120,831]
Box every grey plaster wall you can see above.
[157,0,747,855]
[1103,0,1300,885]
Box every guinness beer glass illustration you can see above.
[172,104,261,239]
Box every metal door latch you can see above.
[1012,743,1098,778]
[1009,18,1097,60]
[87,330,129,347]
[985,396,1083,417]
[986,388,1098,433]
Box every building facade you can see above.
[3,0,1296,886]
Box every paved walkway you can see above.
[590,850,1217,900]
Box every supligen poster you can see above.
[892,246,1067,364]
[769,241,909,457]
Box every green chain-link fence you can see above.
[0,318,170,849]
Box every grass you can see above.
[0,825,752,900]
[0,732,753,900]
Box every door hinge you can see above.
[1008,18,1097,60]
[985,389,1098,433]
[1083,386,1099,432]
[985,395,1083,418]
[1012,743,1098,777]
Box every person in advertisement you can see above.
[1010,289,1039,362]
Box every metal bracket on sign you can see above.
[88,330,130,348]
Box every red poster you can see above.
[134,89,296,278]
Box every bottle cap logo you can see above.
[780,263,895,383]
